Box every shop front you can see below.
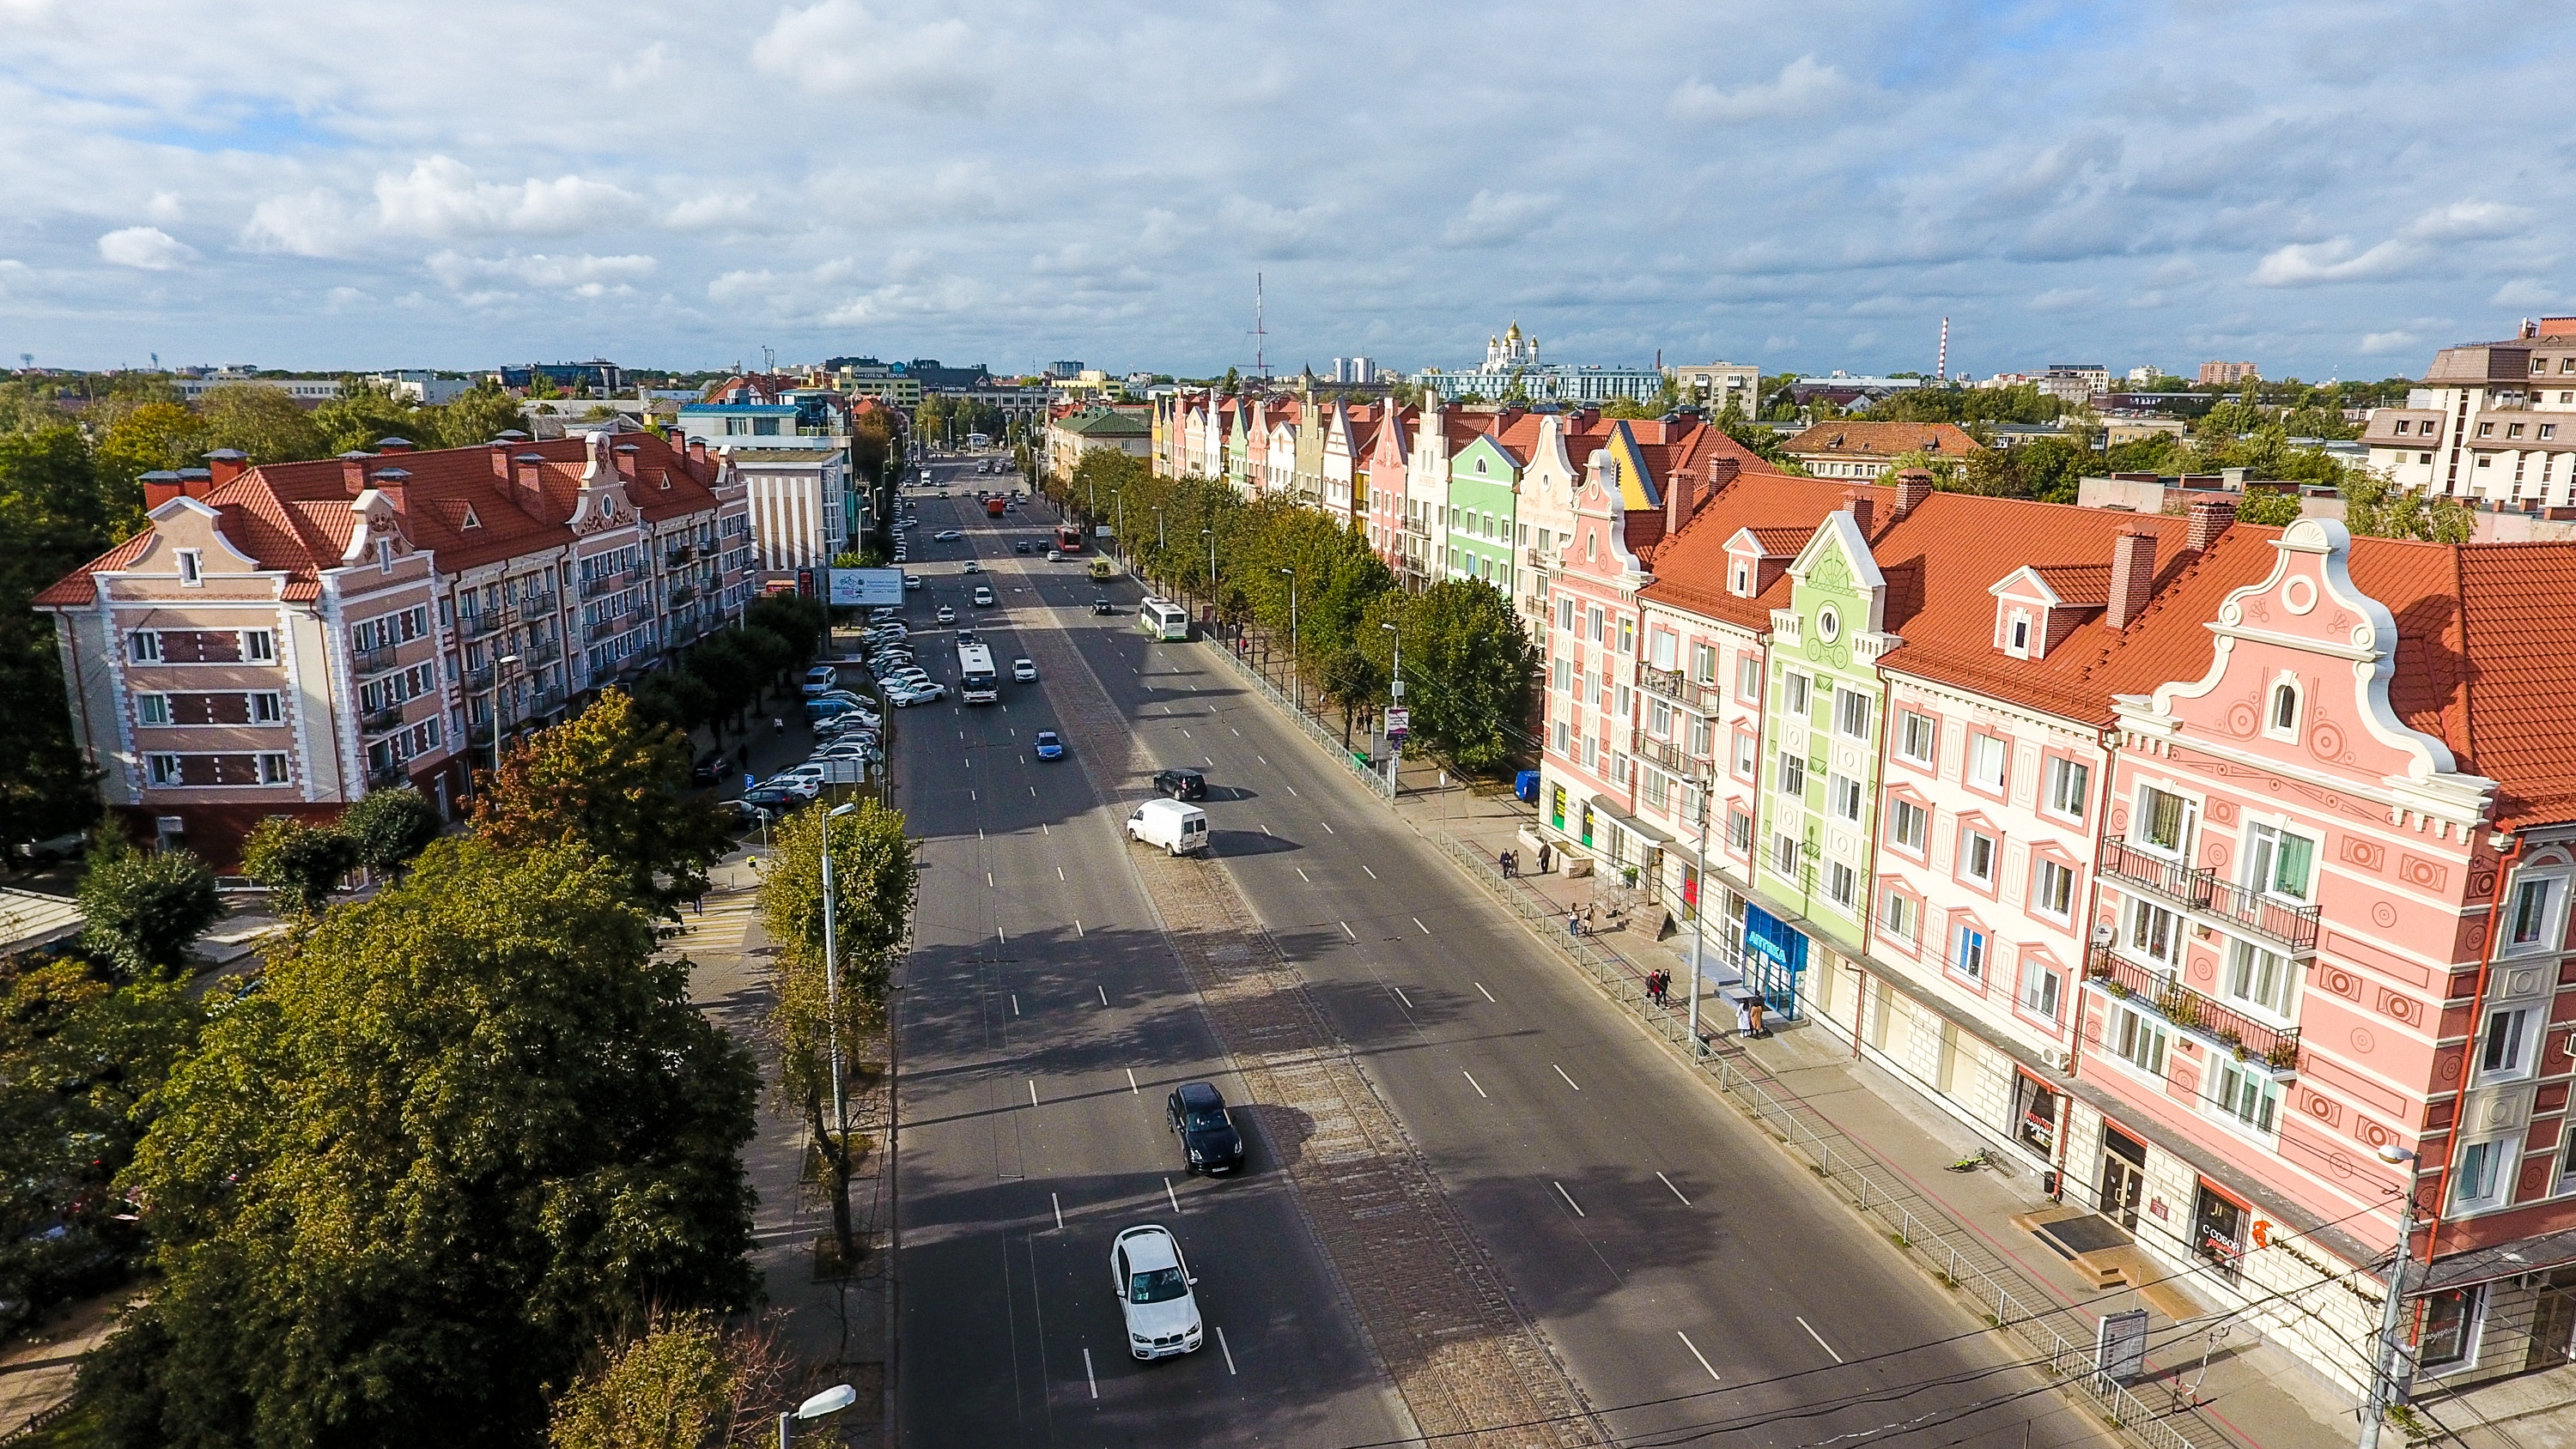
[1739,902,1807,1019]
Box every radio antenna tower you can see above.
[1935,317,1949,382]
[1249,273,1269,379]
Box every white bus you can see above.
[957,640,999,703]
[1138,597,1189,641]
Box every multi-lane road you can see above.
[889,457,2110,1449]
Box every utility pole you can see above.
[1278,566,1299,712]
[821,803,855,1149]
[1382,621,1402,797]
[1686,777,1711,1054]
[2357,1145,2422,1449]
[1251,273,1269,381]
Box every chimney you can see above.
[175,467,214,500]
[204,448,249,489]
[1843,488,1874,537]
[1706,456,1741,494]
[687,437,708,469]
[613,442,641,482]
[375,437,415,455]
[1893,468,1935,520]
[2186,496,2237,553]
[339,453,373,496]
[513,452,548,515]
[1666,471,1696,536]
[140,470,186,512]
[2108,530,2157,630]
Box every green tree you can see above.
[1369,580,1539,773]
[337,786,445,876]
[2234,490,2305,527]
[94,401,209,493]
[76,835,221,979]
[2342,470,2476,543]
[470,689,729,919]
[631,668,721,735]
[1317,646,1382,749]
[194,385,327,464]
[425,379,529,448]
[312,380,425,455]
[83,837,759,1449]
[682,633,762,725]
[238,817,361,918]
[0,426,118,844]
[742,593,825,667]
[756,801,914,1267]
[549,1311,791,1449]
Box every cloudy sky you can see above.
[3,0,2570,380]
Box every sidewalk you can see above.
[1205,638,2359,1449]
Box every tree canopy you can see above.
[471,689,730,919]
[76,834,221,979]
[84,836,759,1449]
[1360,580,1540,773]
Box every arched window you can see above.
[2269,682,2299,737]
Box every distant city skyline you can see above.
[3,2,2569,380]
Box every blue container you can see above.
[1515,770,1540,802]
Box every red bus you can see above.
[1054,523,1083,553]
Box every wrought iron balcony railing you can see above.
[2099,837,2320,954]
[2087,945,2301,1071]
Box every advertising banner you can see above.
[827,568,905,606]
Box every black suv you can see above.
[1013,540,1032,554]
[1166,1082,1244,1174]
[1152,767,1207,801]
[1091,596,1116,615]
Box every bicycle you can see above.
[1945,1147,1991,1173]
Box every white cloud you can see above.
[2359,330,2419,355]
[2492,278,2567,308]
[97,226,195,270]
[609,43,666,90]
[665,191,759,230]
[144,191,182,221]
[1442,190,1559,249]
[2250,200,2536,288]
[375,157,639,239]
[751,0,989,109]
[2027,287,2102,312]
[1668,56,1861,124]
[1218,197,1341,260]
[426,250,656,298]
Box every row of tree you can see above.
[623,592,829,741]
[1047,451,1540,772]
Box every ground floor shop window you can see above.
[2418,1284,2484,1370]
[2193,1181,2248,1280]
[2012,1073,2061,1156]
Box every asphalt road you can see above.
[890,457,2110,1449]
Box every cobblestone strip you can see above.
[1016,602,1600,1449]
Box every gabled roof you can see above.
[1783,420,1983,460]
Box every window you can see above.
[2244,822,2315,900]
[375,539,395,573]
[1835,688,1871,740]
[250,692,283,724]
[1828,773,1863,823]
[2127,898,2183,967]
[2007,612,2030,656]
[147,753,183,785]
[1880,890,1917,943]
[242,630,276,663]
[1693,642,1718,683]
[1728,809,1753,852]
[1826,862,1856,909]
[2020,957,2063,1021]
[1953,925,1987,980]
[1783,671,1810,715]
[1615,685,1631,718]
[257,753,289,784]
[176,549,202,585]
[1587,607,1603,643]
[2268,682,2299,737]
[1649,698,1673,737]
[1618,620,1634,655]
[1688,719,1713,759]
[2208,1058,2281,1135]
[1968,734,2006,791]
[131,630,161,663]
[138,693,172,725]
[1649,629,1676,670]
[2417,1285,2484,1369]
[1558,598,1575,634]
[1735,653,1760,700]
[2508,876,2560,949]
[2480,1006,2534,1080]
[2223,938,2295,1018]
[1733,731,1757,779]
[1552,719,1570,755]
[2478,421,2494,437]
[1552,658,1571,693]
[2136,786,2190,853]
[2044,757,2088,819]
[2033,858,2075,917]
[1891,798,1929,852]
[1771,832,1801,878]
[1644,769,1670,811]
[1777,751,1806,798]
[1731,561,1752,594]
[2111,1003,2168,1076]
[1898,710,1935,765]
[1960,828,1996,884]
[2452,1140,2511,1213]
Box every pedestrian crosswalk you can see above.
[677,888,763,954]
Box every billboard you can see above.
[827,568,905,606]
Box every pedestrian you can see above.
[1583,903,1597,935]
[1747,995,1770,1039]
[1537,842,1552,874]
[1567,908,1581,938]
[1734,993,1755,1038]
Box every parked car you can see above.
[717,797,775,829]
[1034,730,1065,760]
[759,774,822,802]
[1012,657,1037,682]
[1166,1082,1245,1174]
[742,785,801,815]
[1110,1225,1202,1361]
[691,749,728,785]
[1152,767,1207,801]
[800,666,840,695]
[1013,540,1032,555]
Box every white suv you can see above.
[1110,1225,1202,1360]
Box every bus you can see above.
[957,640,999,703]
[1138,597,1189,641]
[1054,523,1084,554]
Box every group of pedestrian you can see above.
[1645,968,1671,1006]
[1564,903,1597,938]
[1498,849,1517,879]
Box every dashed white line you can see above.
[1462,1070,1488,1099]
[1319,820,1334,834]
[1679,1331,1721,1381]
[1413,917,1431,935]
[1256,754,1267,765]
[1797,1316,1844,1363]
[1098,984,1110,1007]
[1362,864,1378,879]
[1010,994,1020,1016]
[969,790,977,802]
[1205,756,1215,767]
[1074,919,1084,937]
[1553,1181,1586,1217]
[1658,1171,1692,1205]
[1058,866,1066,881]
[1182,728,1193,738]
[1125,1068,1139,1094]
[1083,1348,1097,1399]
[1340,920,1358,941]
[1027,1080,1040,1108]
[1390,985,1414,1010]
[1230,728,1241,737]
[1163,1178,1182,1214]
[987,871,995,888]
[1285,783,1299,797]
[1553,1064,1582,1091]
[1295,867,1309,882]
[1217,1326,1238,1375]
[997,925,1007,943]
[1475,982,1496,1003]
[1052,1192,1065,1231]
[1261,824,1273,837]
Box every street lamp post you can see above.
[1201,527,1216,619]
[1686,776,1712,1055]
[1382,621,1402,796]
[1277,567,1299,713]
[778,1384,858,1449]
[2357,1144,2422,1449]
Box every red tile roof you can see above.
[1783,420,1983,461]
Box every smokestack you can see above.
[513,452,548,516]
[1844,488,1874,537]
[140,470,185,511]
[374,437,415,455]
[2108,530,2158,630]
[204,448,249,489]
[1893,469,1935,520]
[174,467,213,501]
[339,452,373,497]
[1667,471,1695,536]
[2187,497,2238,553]
[1706,456,1741,494]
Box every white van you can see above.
[1127,798,1209,856]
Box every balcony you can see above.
[526,639,561,668]
[1524,546,1553,570]
[1639,735,1706,779]
[361,706,405,735]
[1403,517,1431,539]
[368,761,409,790]
[465,666,494,690]
[665,545,695,568]
[670,584,697,607]
[353,644,398,675]
[673,618,702,646]
[580,575,616,600]
[523,687,562,719]
[2099,837,2321,954]
[521,591,556,616]
[466,721,495,747]
[2087,945,2301,1072]
[460,613,499,640]
[1637,664,1721,713]
[623,566,650,587]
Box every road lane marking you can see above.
[1125,1068,1139,1094]
[1658,1171,1691,1205]
[1074,919,1084,937]
[1230,727,1241,736]
[1042,822,1049,834]
[1296,868,1309,882]
[998,926,1007,943]
[1164,1178,1182,1214]
[1553,1181,1586,1217]
[1030,786,1037,797]
[1053,1192,1064,1231]
[1390,985,1414,1009]
[1205,756,1215,767]
[969,791,977,802]
[1679,1331,1721,1381]
[1010,994,1020,1016]
[1475,982,1496,1003]
[1413,917,1431,935]
[1340,920,1357,940]
[1462,1070,1488,1099]
[1797,1316,1844,1363]
[1285,783,1299,797]
[1217,1326,1237,1375]
[1182,729,1193,738]
[1261,824,1272,837]
[1257,755,1267,765]
[1027,1080,1039,1107]
[1098,984,1109,1007]
[1554,1064,1582,1091]
[1362,864,1378,879]
[988,871,995,887]
[1058,866,1066,881]
[1319,820,1334,834]
[1084,1348,1097,1399]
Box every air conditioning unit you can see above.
[2040,1047,2072,1073]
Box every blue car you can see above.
[1034,730,1065,761]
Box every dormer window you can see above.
[376,539,394,573]
[461,506,482,530]
[2266,679,2300,739]
[176,549,202,586]
[1732,561,1752,595]
[2007,611,2031,657]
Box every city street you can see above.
[889,456,2116,1449]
